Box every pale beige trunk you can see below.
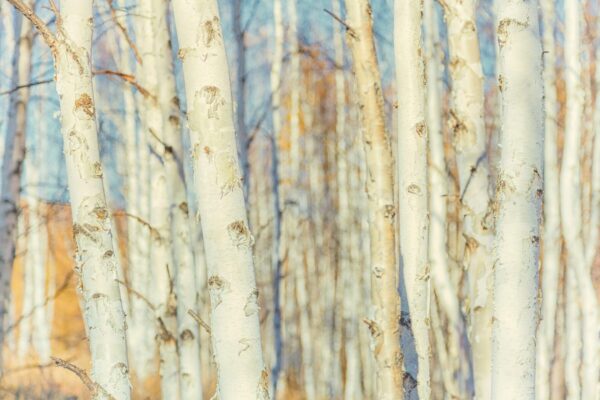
[344,1,403,398]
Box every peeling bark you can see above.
[344,1,403,398]
[171,1,268,398]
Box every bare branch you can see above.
[323,8,356,37]
[111,210,161,239]
[93,69,155,100]
[0,79,53,96]
[187,309,211,335]
[6,0,57,51]
[115,279,156,311]
[51,357,117,400]
[106,0,143,64]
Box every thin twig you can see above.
[0,79,53,96]
[112,210,161,238]
[3,271,74,335]
[115,279,156,311]
[187,309,211,335]
[323,8,356,36]
[93,69,154,100]
[6,0,57,51]
[51,357,117,400]
[106,0,143,64]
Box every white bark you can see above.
[0,0,29,371]
[134,1,181,397]
[148,1,204,397]
[561,2,600,399]
[52,1,130,398]
[171,1,269,398]
[439,0,494,396]
[394,0,431,398]
[344,1,403,398]
[493,1,544,398]
[536,0,560,397]
[564,265,581,400]
[332,0,361,398]
[424,0,468,396]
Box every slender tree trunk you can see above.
[331,1,360,398]
[564,266,581,400]
[148,1,204,397]
[537,0,561,398]
[344,1,403,398]
[439,1,494,397]
[134,2,181,397]
[269,0,285,396]
[493,0,544,398]
[561,3,600,399]
[394,0,431,398]
[171,1,269,398]
[232,0,249,194]
[0,1,29,371]
[6,0,134,397]
[286,2,316,399]
[424,0,470,397]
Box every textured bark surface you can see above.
[344,1,403,398]
[493,0,544,398]
[424,0,469,397]
[171,1,269,398]
[54,1,131,398]
[395,0,431,398]
[439,1,494,397]
[134,2,181,397]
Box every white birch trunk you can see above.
[424,0,469,396]
[18,212,33,359]
[344,1,403,398]
[439,1,494,396]
[149,1,204,397]
[564,265,582,400]
[171,1,269,398]
[492,1,544,398]
[52,1,130,397]
[394,1,431,398]
[232,0,249,193]
[561,2,600,399]
[134,2,181,397]
[537,0,561,397]
[0,1,29,370]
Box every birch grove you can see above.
[0,0,598,399]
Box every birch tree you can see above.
[5,1,131,398]
[133,2,181,397]
[269,0,285,395]
[424,0,469,396]
[344,1,403,398]
[536,0,561,397]
[149,0,204,397]
[493,0,544,398]
[0,1,30,371]
[438,0,494,396]
[394,0,431,397]
[561,2,600,399]
[171,1,269,398]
